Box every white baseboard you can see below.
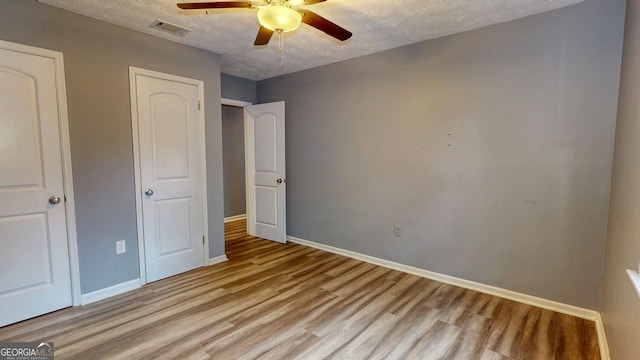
[80,256,228,305]
[287,235,599,321]
[81,278,141,305]
[224,214,247,223]
[595,314,611,360]
[209,254,229,266]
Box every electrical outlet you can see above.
[394,225,402,237]
[116,240,126,254]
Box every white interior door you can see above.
[245,102,286,243]
[132,69,206,283]
[0,43,72,326]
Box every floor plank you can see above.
[0,219,601,359]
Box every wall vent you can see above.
[150,20,191,37]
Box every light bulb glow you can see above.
[257,5,302,32]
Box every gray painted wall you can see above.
[259,0,624,309]
[600,0,640,358]
[222,105,246,217]
[221,73,257,104]
[0,0,225,293]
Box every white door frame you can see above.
[222,98,251,108]
[130,67,209,285]
[0,40,81,306]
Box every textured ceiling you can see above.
[39,0,583,80]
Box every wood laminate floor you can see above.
[0,220,600,359]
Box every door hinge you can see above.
[198,100,201,110]
[202,235,205,245]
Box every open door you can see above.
[244,102,286,243]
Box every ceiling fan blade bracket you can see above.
[254,25,275,45]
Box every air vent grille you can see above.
[150,20,191,37]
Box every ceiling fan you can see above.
[177,0,353,46]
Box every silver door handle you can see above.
[145,189,154,196]
[276,178,285,184]
[49,196,61,205]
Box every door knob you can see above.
[276,178,284,184]
[145,189,154,196]
[49,196,61,205]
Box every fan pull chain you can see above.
[278,30,285,69]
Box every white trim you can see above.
[198,78,210,264]
[626,269,640,300]
[221,97,252,107]
[208,254,229,266]
[287,235,599,321]
[52,46,81,307]
[0,40,82,306]
[55,51,82,307]
[130,67,146,284]
[244,107,256,237]
[129,67,209,285]
[224,214,247,223]
[80,279,141,305]
[595,314,611,360]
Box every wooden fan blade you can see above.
[254,26,274,45]
[177,2,253,10]
[298,9,352,41]
[303,0,326,5]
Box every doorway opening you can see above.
[222,103,248,223]
[221,98,251,243]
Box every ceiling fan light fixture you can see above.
[257,5,302,32]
